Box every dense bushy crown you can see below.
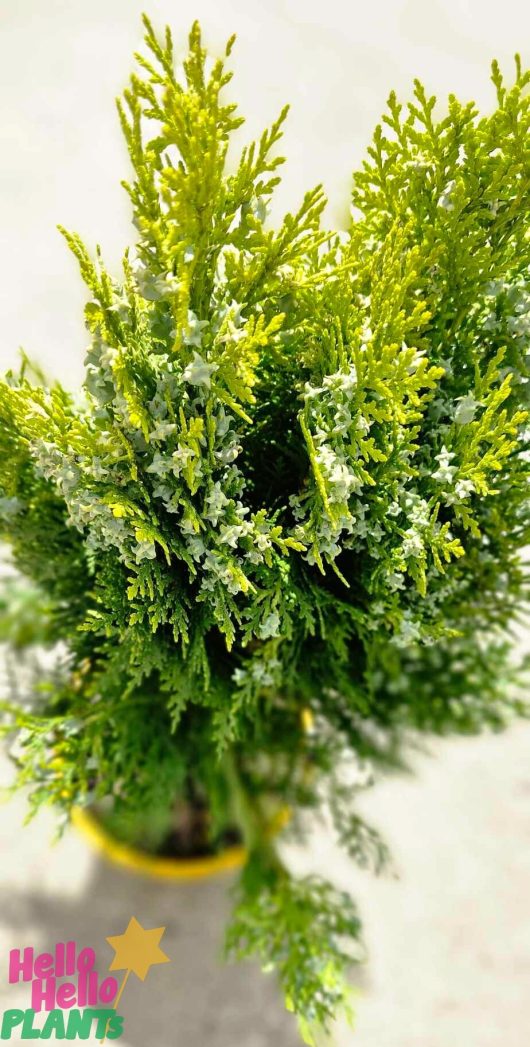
[1,18,530,1041]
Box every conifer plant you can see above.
[1,17,530,1043]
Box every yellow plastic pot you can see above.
[71,805,290,882]
[69,709,309,881]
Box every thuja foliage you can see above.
[1,17,530,1041]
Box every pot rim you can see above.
[71,805,290,881]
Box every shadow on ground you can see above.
[0,858,301,1047]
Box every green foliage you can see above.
[1,17,530,1040]
[227,858,362,1044]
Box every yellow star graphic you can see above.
[106,916,170,982]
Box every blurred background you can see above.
[1,1,530,1044]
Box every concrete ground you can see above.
[1,720,530,1047]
